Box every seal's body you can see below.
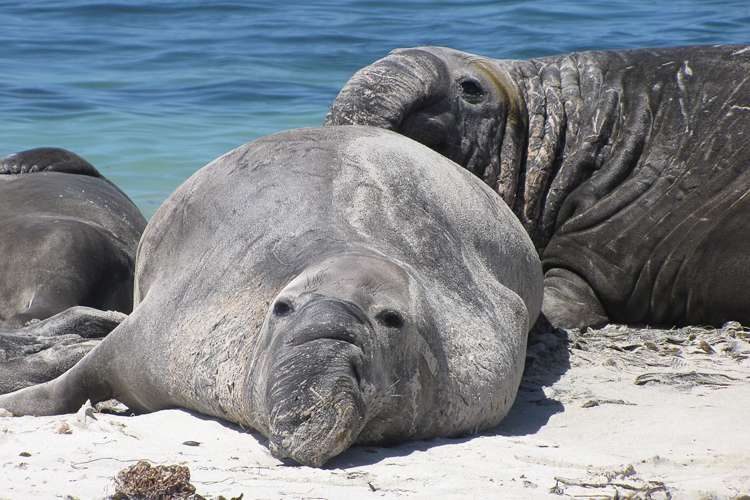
[327,45,750,328]
[0,148,145,326]
[0,127,542,467]
[0,148,145,393]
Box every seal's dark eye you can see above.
[376,309,404,328]
[459,79,484,103]
[273,299,293,317]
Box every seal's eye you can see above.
[376,309,404,328]
[273,299,293,317]
[459,79,484,104]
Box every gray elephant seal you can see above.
[0,148,146,393]
[0,127,542,467]
[327,44,750,328]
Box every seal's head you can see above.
[326,47,527,202]
[208,126,540,467]
[255,251,438,467]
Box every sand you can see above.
[1,322,749,499]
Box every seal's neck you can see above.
[499,53,630,250]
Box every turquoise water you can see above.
[2,1,748,217]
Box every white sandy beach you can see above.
[2,322,749,499]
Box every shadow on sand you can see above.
[327,316,572,469]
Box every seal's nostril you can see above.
[273,299,294,317]
[376,309,404,328]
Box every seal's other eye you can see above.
[459,79,484,104]
[376,309,404,328]
[273,299,293,317]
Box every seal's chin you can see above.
[268,372,366,467]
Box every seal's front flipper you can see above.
[0,352,110,415]
[9,306,126,338]
[0,339,100,394]
[0,307,126,394]
[0,324,117,415]
[543,268,608,328]
[0,147,102,177]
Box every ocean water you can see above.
[1,0,748,217]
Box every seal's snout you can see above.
[267,374,365,467]
[265,297,371,466]
[286,298,367,349]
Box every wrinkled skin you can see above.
[327,45,750,329]
[0,148,145,393]
[0,127,542,467]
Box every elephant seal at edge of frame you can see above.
[0,147,146,393]
[326,44,750,329]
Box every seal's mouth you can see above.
[268,372,365,467]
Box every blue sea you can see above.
[1,0,748,218]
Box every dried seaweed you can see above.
[111,460,200,499]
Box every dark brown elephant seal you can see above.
[326,44,750,328]
[0,127,542,467]
[0,148,146,393]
